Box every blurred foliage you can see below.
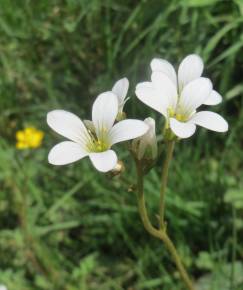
[0,0,243,289]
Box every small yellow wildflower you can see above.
[16,127,44,149]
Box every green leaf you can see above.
[182,0,220,7]
[196,251,214,270]
[225,84,243,101]
[196,262,243,290]
[224,189,243,209]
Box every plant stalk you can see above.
[135,161,195,290]
[159,140,175,229]
[230,205,237,290]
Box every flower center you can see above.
[86,129,110,152]
[93,139,109,152]
[167,107,188,122]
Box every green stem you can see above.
[159,141,175,229]
[230,205,237,290]
[135,161,195,290]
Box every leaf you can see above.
[225,84,243,101]
[224,189,243,209]
[234,0,243,15]
[196,251,214,271]
[203,20,242,61]
[209,39,243,67]
[196,262,243,290]
[182,0,219,7]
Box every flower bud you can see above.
[132,117,157,160]
[110,160,125,176]
[112,78,129,122]
[116,111,127,121]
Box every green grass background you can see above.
[0,0,243,289]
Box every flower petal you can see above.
[203,90,222,105]
[89,150,117,172]
[178,54,204,90]
[150,58,177,85]
[170,118,196,139]
[47,110,90,146]
[109,119,148,145]
[151,71,177,108]
[189,111,228,132]
[136,82,169,117]
[48,141,88,165]
[179,77,212,116]
[136,73,177,118]
[112,78,129,105]
[92,92,118,138]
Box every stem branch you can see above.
[135,161,195,290]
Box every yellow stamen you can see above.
[168,107,175,118]
[175,113,187,122]
[167,107,188,122]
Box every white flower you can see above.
[47,92,148,172]
[0,285,7,290]
[112,78,129,116]
[136,54,228,139]
[132,117,157,160]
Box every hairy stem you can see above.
[135,162,195,290]
[159,141,175,229]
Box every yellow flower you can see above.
[16,127,44,149]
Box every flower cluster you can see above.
[47,54,228,171]
[16,127,44,149]
[136,54,228,138]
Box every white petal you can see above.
[109,119,148,145]
[179,77,212,116]
[151,72,178,108]
[48,141,88,165]
[136,82,169,117]
[112,78,129,105]
[89,150,117,172]
[47,110,90,146]
[178,54,204,90]
[170,118,196,139]
[143,117,157,144]
[92,92,118,138]
[189,111,228,132]
[203,90,222,105]
[150,58,177,85]
[144,117,156,134]
[136,73,177,118]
